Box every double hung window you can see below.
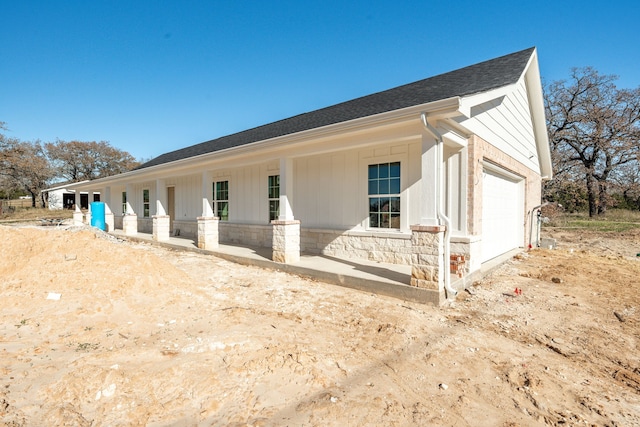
[268,175,280,221]
[213,180,229,221]
[368,162,400,229]
[143,189,150,218]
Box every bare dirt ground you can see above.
[1,223,639,426]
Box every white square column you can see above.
[123,184,138,236]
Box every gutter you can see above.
[421,113,457,299]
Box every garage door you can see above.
[481,166,524,262]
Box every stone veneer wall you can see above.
[137,218,153,234]
[171,220,198,238]
[219,223,273,248]
[300,229,413,264]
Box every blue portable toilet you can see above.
[90,201,106,231]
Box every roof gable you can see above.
[138,47,536,170]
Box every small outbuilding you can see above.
[45,182,99,210]
[66,47,552,304]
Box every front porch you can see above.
[107,229,443,304]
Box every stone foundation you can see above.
[410,225,445,291]
[73,210,84,226]
[197,217,219,250]
[153,215,171,242]
[171,220,198,238]
[219,223,273,247]
[123,214,138,236]
[301,229,412,264]
[105,212,115,232]
[272,220,300,264]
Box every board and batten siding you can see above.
[460,79,540,174]
[232,162,277,224]
[293,141,423,233]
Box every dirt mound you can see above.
[1,224,639,426]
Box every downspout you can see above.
[421,113,457,298]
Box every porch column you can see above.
[85,192,93,225]
[278,157,294,221]
[123,184,138,236]
[272,157,300,263]
[201,171,214,218]
[197,171,219,250]
[103,187,114,232]
[153,179,170,241]
[419,133,440,225]
[410,225,445,293]
[197,217,219,250]
[73,191,83,225]
[410,131,446,303]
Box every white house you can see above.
[66,47,552,304]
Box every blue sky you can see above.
[1,0,639,161]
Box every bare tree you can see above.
[45,140,140,182]
[545,67,640,216]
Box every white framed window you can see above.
[143,189,150,218]
[268,175,280,221]
[213,180,229,221]
[122,191,127,214]
[368,162,400,229]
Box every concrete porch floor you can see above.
[108,230,440,303]
[109,230,519,305]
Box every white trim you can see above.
[482,160,523,181]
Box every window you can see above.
[213,180,229,221]
[143,189,150,218]
[122,192,127,214]
[368,162,400,229]
[268,175,280,221]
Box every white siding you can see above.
[461,80,540,173]
[293,141,421,232]
[109,185,126,215]
[444,146,465,234]
[232,163,275,224]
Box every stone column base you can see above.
[85,211,92,227]
[272,220,300,264]
[197,216,219,250]
[123,214,138,236]
[153,215,171,241]
[410,225,445,291]
[105,212,115,232]
[73,210,84,226]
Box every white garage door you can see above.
[481,166,524,262]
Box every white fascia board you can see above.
[78,96,464,188]
[48,180,91,191]
[523,49,553,180]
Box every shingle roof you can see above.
[138,47,535,170]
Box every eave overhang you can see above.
[68,96,465,190]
